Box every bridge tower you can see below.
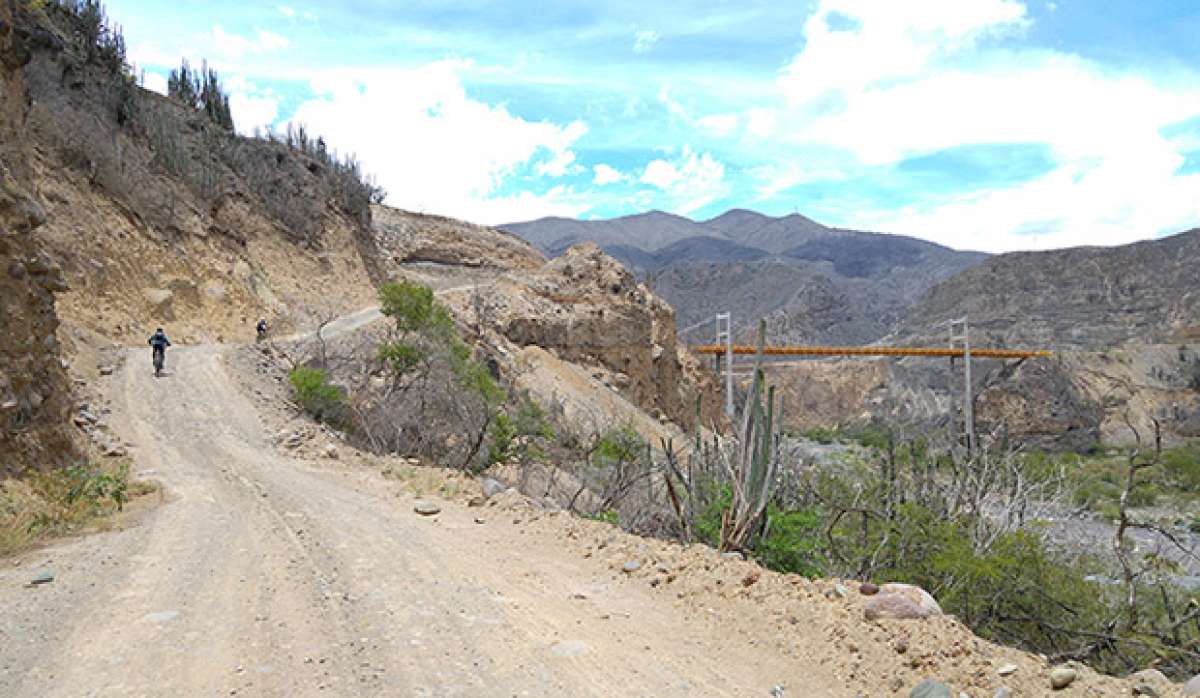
[715,312,734,418]
[948,316,975,455]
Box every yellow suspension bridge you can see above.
[690,344,1050,360]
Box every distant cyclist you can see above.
[256,318,268,343]
[148,328,171,376]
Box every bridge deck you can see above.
[691,345,1051,360]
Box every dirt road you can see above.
[0,338,829,697]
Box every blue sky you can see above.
[107,0,1200,252]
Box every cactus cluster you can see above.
[719,319,783,552]
[660,319,785,552]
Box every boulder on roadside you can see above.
[865,583,942,621]
[1185,674,1200,696]
[865,593,929,621]
[880,583,942,614]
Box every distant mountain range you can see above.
[501,209,987,344]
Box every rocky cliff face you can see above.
[461,243,721,431]
[0,1,79,474]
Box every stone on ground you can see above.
[413,501,441,516]
[1049,666,1076,690]
[909,679,952,698]
[865,593,929,621]
[880,583,942,614]
[479,477,506,499]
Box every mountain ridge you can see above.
[502,209,988,346]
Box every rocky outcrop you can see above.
[373,206,543,271]
[0,3,79,474]
[468,243,721,430]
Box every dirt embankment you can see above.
[0,4,79,475]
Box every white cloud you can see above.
[657,86,691,121]
[210,25,290,62]
[697,113,739,137]
[257,30,290,51]
[634,29,660,54]
[534,128,587,176]
[142,72,168,95]
[745,108,777,139]
[593,164,624,185]
[640,160,680,189]
[778,0,1027,106]
[748,0,1200,250]
[277,5,295,18]
[639,146,727,214]
[288,61,590,224]
[230,93,280,135]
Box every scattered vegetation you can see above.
[40,0,385,228]
[1,462,146,557]
[167,59,233,130]
[309,281,507,472]
[662,409,1200,677]
[49,0,128,73]
[1067,440,1200,515]
[258,122,388,223]
[288,366,345,424]
[488,391,554,469]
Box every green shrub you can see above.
[802,427,837,444]
[1072,476,1121,509]
[839,422,892,451]
[1162,442,1200,491]
[488,392,552,466]
[379,281,452,337]
[288,366,344,421]
[587,510,620,526]
[378,342,423,375]
[693,481,732,548]
[592,425,645,469]
[758,507,824,576]
[1126,482,1160,507]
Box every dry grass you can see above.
[380,460,474,500]
[0,462,158,557]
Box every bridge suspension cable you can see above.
[690,344,1050,360]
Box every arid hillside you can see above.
[0,1,720,477]
[755,229,1200,449]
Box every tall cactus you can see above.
[720,319,781,552]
